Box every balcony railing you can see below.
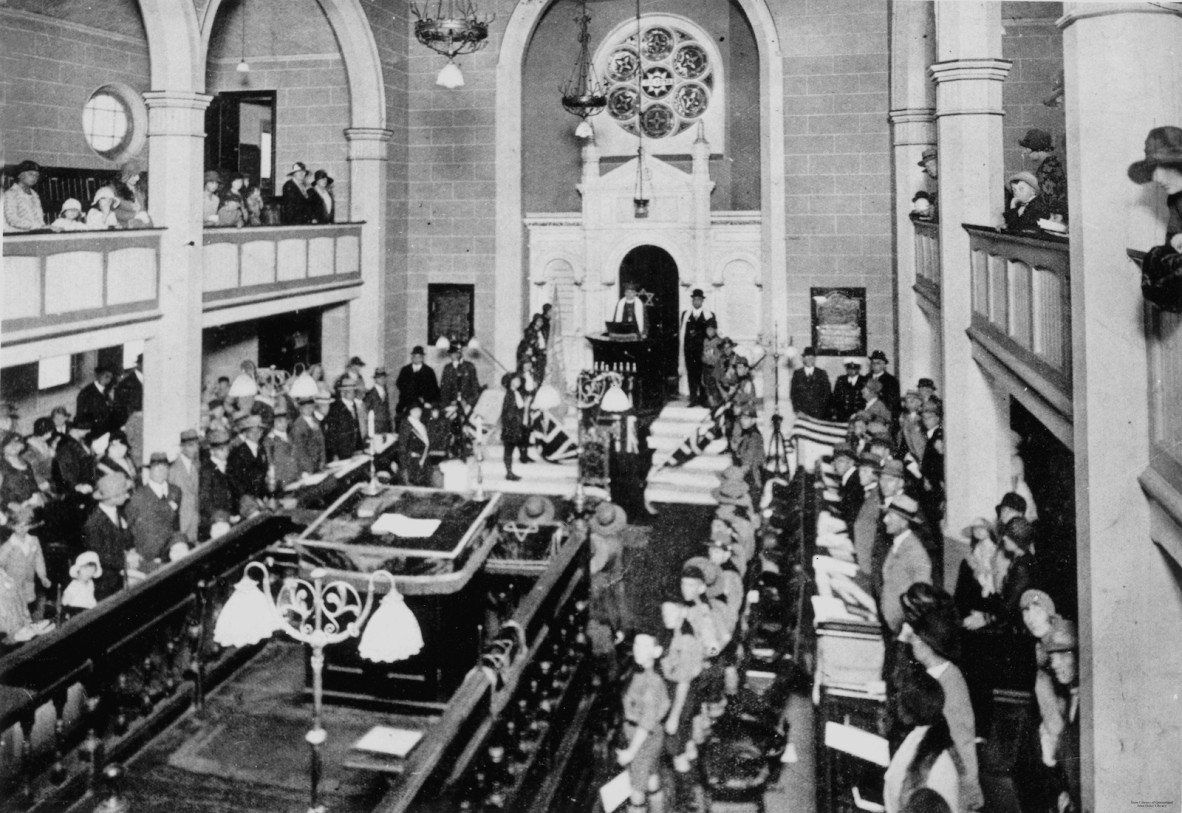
[964,224,1071,398]
[202,223,363,308]
[912,217,940,308]
[2,230,163,342]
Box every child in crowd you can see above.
[659,599,707,808]
[50,198,87,232]
[700,321,722,407]
[62,551,101,615]
[499,373,528,482]
[617,633,671,813]
[0,505,50,615]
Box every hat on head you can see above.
[624,282,638,291]
[235,414,262,431]
[691,288,705,299]
[517,495,557,524]
[857,451,882,472]
[70,551,102,580]
[336,374,361,391]
[373,367,387,378]
[16,159,41,175]
[448,343,463,355]
[180,429,201,444]
[881,458,905,479]
[92,186,119,204]
[917,378,936,389]
[1019,128,1054,152]
[996,491,1027,516]
[203,170,222,185]
[148,452,169,466]
[107,430,129,448]
[1002,516,1035,551]
[870,350,888,363]
[591,502,627,536]
[844,357,861,368]
[903,389,922,403]
[411,345,425,356]
[287,161,308,176]
[94,471,131,501]
[733,355,750,367]
[33,417,54,437]
[719,337,736,349]
[1020,589,1056,615]
[206,426,231,446]
[119,160,144,180]
[739,405,758,418]
[832,445,857,463]
[711,479,749,505]
[867,418,891,438]
[71,414,95,432]
[682,556,719,587]
[1129,127,1182,184]
[61,197,82,213]
[921,400,942,416]
[961,516,994,541]
[901,583,961,661]
[1007,171,1040,194]
[349,356,366,368]
[917,147,937,167]
[802,346,816,357]
[884,494,920,523]
[1044,618,1077,653]
[313,169,334,185]
[912,191,932,203]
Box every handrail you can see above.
[2,228,165,252]
[200,221,366,243]
[964,224,1072,396]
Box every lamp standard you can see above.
[213,563,422,813]
[573,370,632,514]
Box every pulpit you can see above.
[586,333,667,411]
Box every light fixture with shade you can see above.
[213,562,421,813]
[532,382,563,412]
[560,0,607,139]
[236,0,250,74]
[600,383,632,413]
[410,0,491,90]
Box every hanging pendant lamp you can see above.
[410,0,491,89]
[560,0,607,138]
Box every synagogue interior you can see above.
[1,1,1180,812]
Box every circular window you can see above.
[82,84,147,164]
[601,24,713,140]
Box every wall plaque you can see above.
[428,283,475,346]
[810,287,867,357]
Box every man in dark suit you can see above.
[789,346,832,419]
[291,397,326,476]
[867,350,900,416]
[323,377,365,462]
[125,452,181,563]
[829,358,868,422]
[439,344,481,410]
[81,471,136,601]
[113,354,143,421]
[918,400,945,583]
[199,427,235,539]
[679,289,715,406]
[395,346,441,418]
[227,414,270,503]
[833,445,863,527]
[76,365,117,435]
[363,367,395,436]
[53,416,96,495]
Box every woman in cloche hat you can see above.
[1129,126,1182,311]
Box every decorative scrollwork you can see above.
[275,576,365,647]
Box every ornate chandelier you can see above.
[410,0,492,89]
[560,0,607,139]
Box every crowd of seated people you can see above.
[3,159,154,233]
[801,349,1079,812]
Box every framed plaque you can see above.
[428,283,474,346]
[810,287,867,357]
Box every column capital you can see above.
[1058,3,1182,31]
[345,127,394,161]
[888,108,935,126]
[928,58,1012,86]
[144,91,211,138]
[143,90,213,112]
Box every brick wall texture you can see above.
[1001,7,1067,178]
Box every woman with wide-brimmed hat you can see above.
[310,169,335,224]
[1129,126,1182,311]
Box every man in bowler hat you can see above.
[868,349,900,416]
[789,346,831,419]
[395,346,441,419]
[679,289,715,406]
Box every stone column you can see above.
[889,0,936,389]
[141,91,210,462]
[345,127,393,368]
[1060,5,1182,810]
[929,3,1012,538]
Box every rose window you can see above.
[604,24,713,139]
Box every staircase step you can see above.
[648,435,729,454]
[647,468,727,490]
[644,484,719,506]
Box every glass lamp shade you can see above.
[358,591,424,663]
[434,335,452,350]
[575,119,595,139]
[437,60,465,89]
[532,383,563,412]
[288,371,320,400]
[236,60,250,74]
[228,372,258,398]
[466,337,482,351]
[213,575,281,648]
[600,384,632,413]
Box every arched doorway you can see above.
[620,245,679,386]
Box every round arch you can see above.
[199,0,386,129]
[493,0,787,381]
[138,0,203,91]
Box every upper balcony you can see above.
[912,217,940,312]
[2,229,163,346]
[201,222,363,315]
[963,224,1072,418]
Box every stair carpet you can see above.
[645,402,795,506]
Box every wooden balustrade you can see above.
[202,222,363,308]
[1,230,163,344]
[964,225,1072,401]
[912,217,940,309]
[0,514,297,812]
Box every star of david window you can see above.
[603,24,713,140]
